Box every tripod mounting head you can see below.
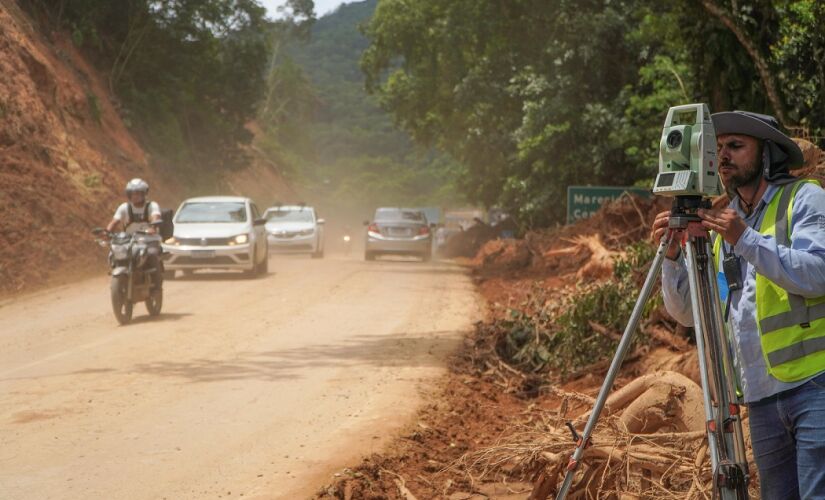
[669,196,712,230]
[653,103,721,198]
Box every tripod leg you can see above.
[555,233,673,500]
[696,238,750,495]
[685,238,749,499]
[684,240,724,475]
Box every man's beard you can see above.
[722,158,762,194]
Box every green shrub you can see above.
[83,173,102,188]
[495,242,660,378]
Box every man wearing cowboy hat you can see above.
[654,111,825,498]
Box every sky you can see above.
[259,0,348,19]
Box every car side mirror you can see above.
[316,218,326,225]
[253,218,266,226]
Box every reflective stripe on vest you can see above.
[756,179,825,382]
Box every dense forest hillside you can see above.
[265,0,462,210]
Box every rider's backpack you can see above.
[126,203,174,240]
[159,209,175,241]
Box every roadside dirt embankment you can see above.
[0,2,295,296]
[315,142,824,499]
[0,1,159,294]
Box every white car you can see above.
[162,196,268,277]
[264,205,325,258]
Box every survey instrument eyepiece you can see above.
[653,103,721,198]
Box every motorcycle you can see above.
[92,224,164,325]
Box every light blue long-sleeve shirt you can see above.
[662,182,825,403]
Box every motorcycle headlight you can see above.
[233,234,249,245]
[112,245,129,260]
[165,237,178,245]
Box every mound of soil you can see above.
[472,239,531,275]
[470,195,670,311]
[441,218,519,259]
[475,195,669,280]
[794,138,825,183]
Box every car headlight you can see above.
[233,234,249,245]
[298,228,314,236]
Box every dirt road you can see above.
[0,254,479,499]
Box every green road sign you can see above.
[567,186,652,223]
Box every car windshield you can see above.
[375,209,425,222]
[265,209,314,223]
[176,202,247,223]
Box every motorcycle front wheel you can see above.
[146,288,163,316]
[110,275,133,325]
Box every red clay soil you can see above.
[0,2,296,297]
[312,189,773,498]
[315,115,825,500]
[0,1,167,295]
[312,324,705,499]
[795,138,825,184]
[470,195,671,312]
[314,333,568,500]
[312,197,695,499]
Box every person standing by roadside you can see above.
[653,111,825,499]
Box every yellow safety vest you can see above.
[713,179,825,382]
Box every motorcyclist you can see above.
[106,178,164,288]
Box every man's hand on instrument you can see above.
[698,208,747,246]
[651,211,682,260]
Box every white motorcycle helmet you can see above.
[125,178,149,196]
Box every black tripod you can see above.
[555,197,750,499]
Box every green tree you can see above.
[362,0,824,227]
[26,0,315,173]
[258,0,462,210]
[362,0,645,226]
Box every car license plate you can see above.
[390,228,411,237]
[191,250,216,258]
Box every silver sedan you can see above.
[364,208,433,261]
